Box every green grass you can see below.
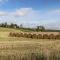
[0,27,60,60]
[0,27,34,32]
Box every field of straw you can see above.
[0,27,60,60]
[9,31,60,39]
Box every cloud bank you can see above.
[0,8,60,29]
[0,8,32,16]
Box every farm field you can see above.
[0,27,60,60]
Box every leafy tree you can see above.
[10,23,15,28]
[1,23,5,27]
[36,26,45,32]
[4,22,8,27]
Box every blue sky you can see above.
[0,0,60,29]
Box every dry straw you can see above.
[37,34,42,39]
[55,34,60,39]
[43,34,49,39]
[49,34,55,39]
[27,33,32,38]
[9,32,13,37]
[15,33,20,37]
[20,33,24,37]
[12,32,17,37]
[9,32,60,40]
[24,33,28,38]
[32,34,38,39]
[9,32,16,37]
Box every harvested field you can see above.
[0,28,60,60]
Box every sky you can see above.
[0,0,60,29]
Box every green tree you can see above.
[36,26,45,32]
[4,22,8,27]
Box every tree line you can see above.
[0,22,60,32]
[0,22,46,32]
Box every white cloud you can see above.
[48,10,60,14]
[0,8,60,29]
[0,11,8,16]
[15,8,32,16]
[0,8,32,16]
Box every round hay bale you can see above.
[24,33,28,38]
[15,33,20,37]
[20,33,24,37]
[32,34,37,39]
[9,32,13,37]
[27,33,32,38]
[55,34,60,39]
[43,34,49,39]
[37,34,43,39]
[12,32,17,37]
[49,34,55,39]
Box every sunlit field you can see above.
[0,28,60,60]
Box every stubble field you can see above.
[0,27,60,60]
